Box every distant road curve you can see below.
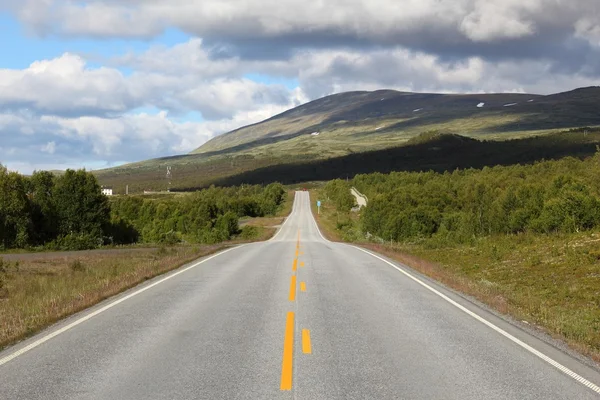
[351,187,368,209]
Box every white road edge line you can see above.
[0,245,244,367]
[307,191,598,393]
[269,192,299,242]
[307,193,331,243]
[349,245,600,395]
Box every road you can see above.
[351,187,367,209]
[1,191,599,399]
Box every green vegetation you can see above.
[355,154,600,243]
[0,167,110,250]
[96,87,600,191]
[0,165,286,251]
[0,182,290,351]
[323,179,356,212]
[315,153,600,359]
[109,183,285,244]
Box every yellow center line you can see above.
[300,261,305,267]
[302,329,312,354]
[289,275,297,301]
[280,312,295,390]
[292,258,298,272]
[300,282,306,292]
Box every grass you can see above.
[0,190,295,351]
[185,130,600,188]
[0,245,227,350]
[309,189,600,361]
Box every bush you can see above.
[70,260,85,272]
[239,225,260,240]
[214,211,239,241]
[353,153,600,243]
[46,233,102,251]
[161,231,181,245]
[324,179,356,212]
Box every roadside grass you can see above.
[0,189,295,351]
[0,245,227,350]
[309,189,600,361]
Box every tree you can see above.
[0,166,31,249]
[53,169,110,240]
[29,170,58,244]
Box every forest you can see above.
[0,165,285,250]
[323,152,600,244]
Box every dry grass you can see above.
[0,245,226,350]
[240,217,285,228]
[0,191,295,351]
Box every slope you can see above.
[95,87,600,192]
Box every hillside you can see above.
[95,87,600,192]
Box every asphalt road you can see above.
[350,187,368,209]
[1,191,600,399]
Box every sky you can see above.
[0,0,599,174]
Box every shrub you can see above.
[46,233,102,251]
[239,225,260,240]
[70,260,85,272]
[161,231,181,245]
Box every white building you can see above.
[101,186,113,196]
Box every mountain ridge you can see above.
[95,86,600,192]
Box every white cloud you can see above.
[9,0,600,48]
[575,18,600,47]
[40,141,56,154]
[0,53,134,116]
[459,1,539,41]
[0,51,298,121]
[2,1,600,174]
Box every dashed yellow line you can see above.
[300,261,305,267]
[300,282,306,292]
[292,258,298,272]
[289,275,297,302]
[302,329,312,354]
[280,312,295,390]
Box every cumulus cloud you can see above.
[2,0,600,174]
[0,48,308,173]
[9,1,600,48]
[40,141,56,154]
[0,54,134,117]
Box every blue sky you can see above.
[0,1,599,173]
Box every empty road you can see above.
[1,192,599,399]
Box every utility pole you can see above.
[126,185,129,195]
[166,166,172,192]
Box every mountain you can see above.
[95,87,600,193]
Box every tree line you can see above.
[0,165,285,250]
[109,183,286,245]
[349,153,600,244]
